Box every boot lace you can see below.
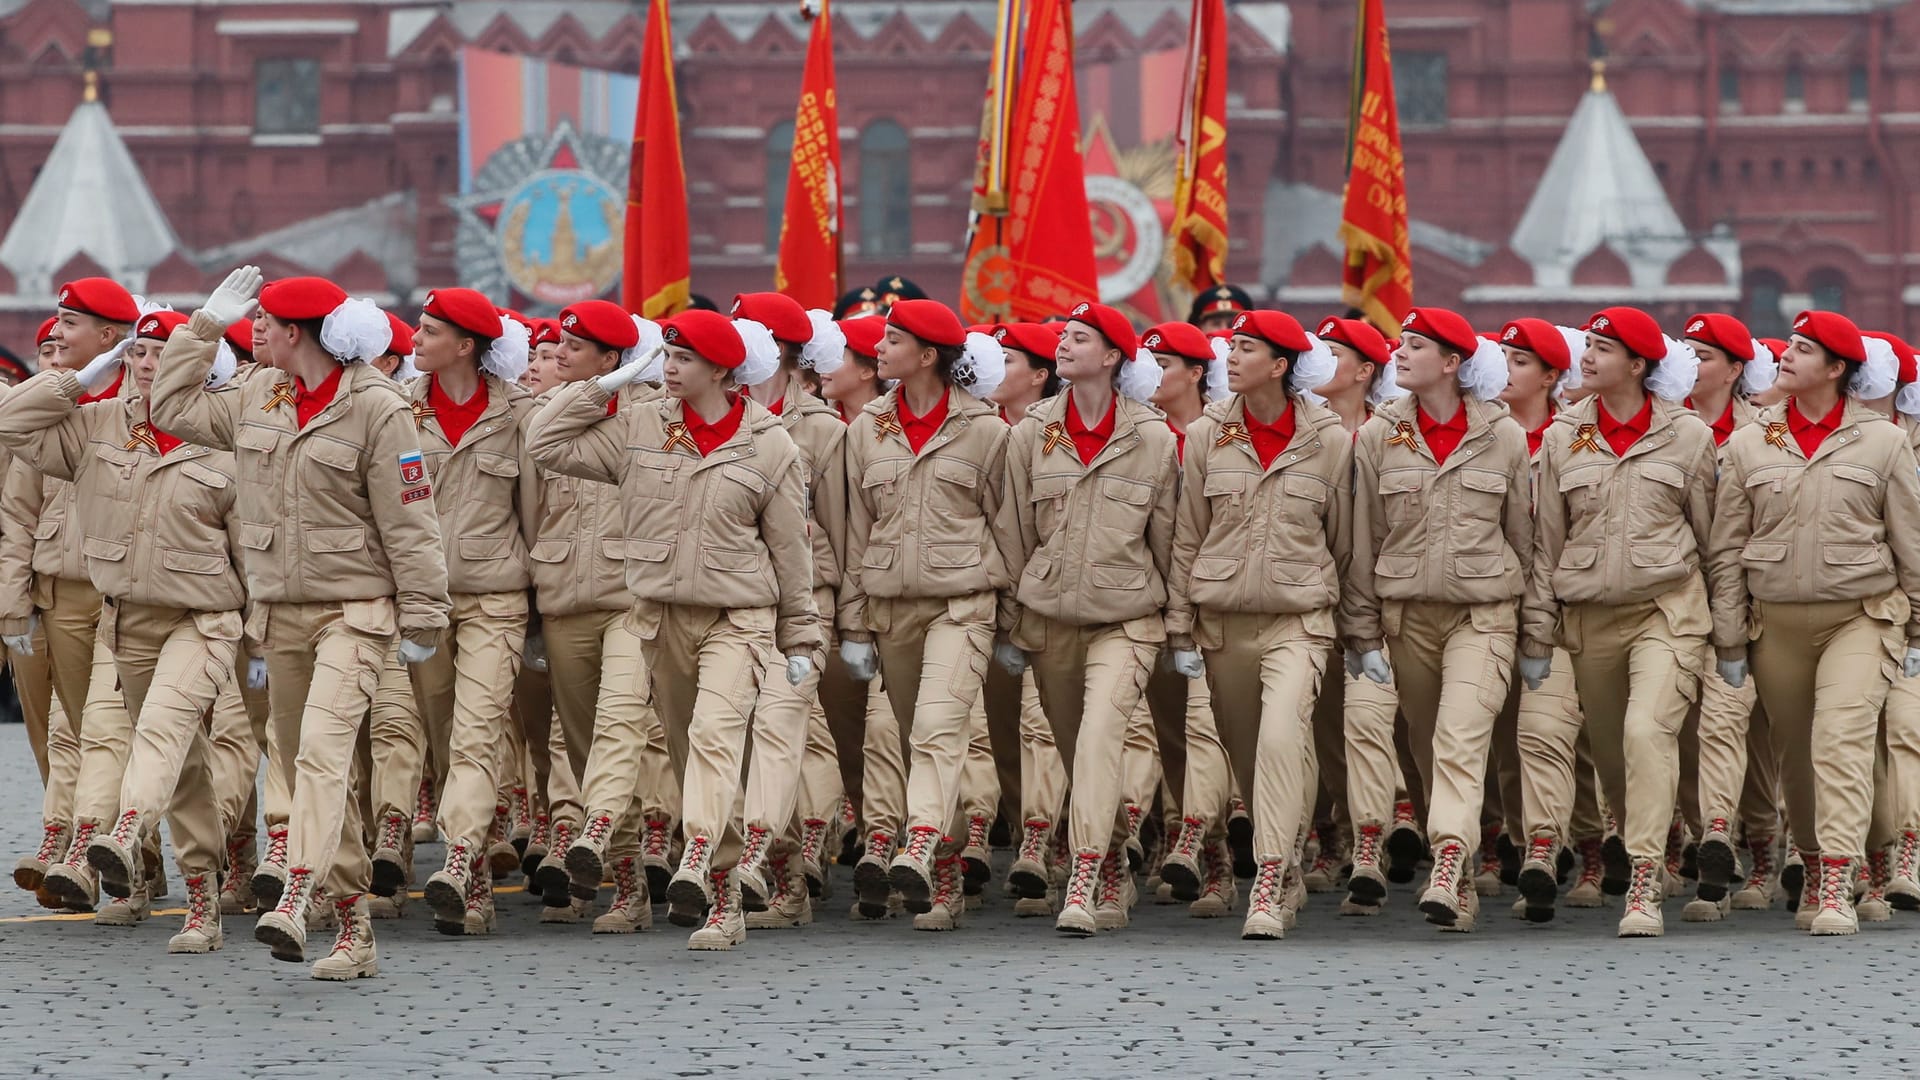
[642,819,672,861]
[1626,859,1658,915]
[1249,860,1284,913]
[32,822,65,863]
[1096,852,1126,909]
[900,826,940,865]
[1819,858,1851,913]
[580,813,615,849]
[966,814,989,851]
[263,825,289,868]
[1018,820,1051,864]
[1575,840,1604,890]
[1352,825,1383,870]
[799,819,829,865]
[182,873,215,931]
[275,867,314,914]
[413,778,435,826]
[109,809,140,847]
[1897,831,1920,883]
[608,858,640,916]
[1063,852,1101,909]
[378,811,408,852]
[1525,835,1555,867]
[328,897,361,954]
[1428,841,1464,896]
[63,821,99,867]
[703,869,732,928]
[738,825,772,871]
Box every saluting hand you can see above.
[202,265,263,326]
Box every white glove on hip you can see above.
[1716,658,1748,689]
[202,266,264,327]
[1170,649,1205,679]
[1517,655,1551,691]
[1905,649,1920,680]
[993,640,1028,678]
[786,654,813,686]
[1358,650,1393,686]
[1,613,38,656]
[398,639,437,665]
[839,640,878,682]
[246,657,269,690]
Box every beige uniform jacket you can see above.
[1525,396,1722,656]
[148,309,451,647]
[527,382,658,618]
[840,386,1010,640]
[524,381,823,656]
[401,373,538,596]
[1343,393,1536,652]
[775,378,849,595]
[995,391,1178,644]
[1166,394,1353,649]
[0,370,245,612]
[1708,398,1920,655]
[0,376,125,633]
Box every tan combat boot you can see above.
[592,856,653,934]
[254,865,317,962]
[1617,857,1664,937]
[665,833,717,928]
[311,894,378,981]
[14,820,69,893]
[251,823,291,909]
[168,872,224,953]
[1242,858,1287,940]
[424,839,479,933]
[688,868,745,951]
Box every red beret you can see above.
[660,309,746,369]
[260,277,348,322]
[385,312,415,357]
[1066,300,1138,357]
[1865,330,1918,385]
[134,310,189,342]
[1498,318,1571,371]
[421,287,504,340]
[993,322,1062,362]
[1140,321,1216,364]
[497,308,532,333]
[223,320,254,356]
[887,299,966,348]
[531,319,561,348]
[1584,306,1664,362]
[35,318,56,345]
[1792,310,1866,364]
[1681,313,1755,363]
[839,317,886,361]
[1399,307,1478,357]
[732,292,812,345]
[559,300,640,351]
[1760,338,1789,361]
[56,277,137,323]
[1230,309,1310,354]
[1315,316,1391,367]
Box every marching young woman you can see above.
[995,301,1178,937]
[1345,306,1533,933]
[838,300,1010,923]
[0,309,250,952]
[5,279,138,908]
[381,288,539,939]
[527,308,822,952]
[150,268,451,980]
[527,300,677,934]
[1708,310,1920,936]
[1525,308,1721,937]
[1871,332,1920,908]
[1163,310,1346,940]
[1677,315,1783,915]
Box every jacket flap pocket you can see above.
[306,437,360,472]
[1558,546,1599,570]
[1101,476,1151,505]
[1023,552,1054,579]
[1268,559,1324,585]
[1202,471,1247,497]
[473,451,519,478]
[1831,463,1880,488]
[933,458,978,488]
[1629,542,1682,568]
[234,425,281,453]
[457,535,514,560]
[860,458,903,488]
[1089,562,1147,590]
[1556,466,1604,492]
[1191,555,1241,581]
[1374,553,1420,579]
[1638,460,1686,488]
[162,547,229,575]
[1741,541,1788,562]
[1030,472,1076,502]
[236,522,275,551]
[31,518,60,541]
[528,539,573,564]
[339,597,396,637]
[1458,468,1507,494]
[179,462,231,489]
[863,545,895,570]
[1280,474,1328,502]
[306,525,365,553]
[598,538,627,561]
[1823,543,1884,566]
[1453,552,1507,578]
[1378,469,1424,495]
[721,463,767,494]
[627,539,672,563]
[925,543,981,569]
[702,547,763,573]
[93,445,139,468]
[81,535,128,561]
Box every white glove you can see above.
[1905,649,1920,680]
[2,613,37,656]
[993,640,1028,678]
[595,351,656,394]
[202,265,263,327]
[1358,650,1393,686]
[839,640,878,682]
[1170,649,1205,679]
[1716,658,1748,689]
[76,345,125,392]
[523,633,548,673]
[398,639,437,665]
[786,654,813,686]
[1517,655,1551,691]
[246,657,268,690]
[1344,650,1363,679]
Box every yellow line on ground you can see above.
[0,884,528,923]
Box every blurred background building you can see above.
[0,0,1916,350]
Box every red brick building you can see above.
[0,0,1916,349]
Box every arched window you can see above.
[1808,268,1847,315]
[1743,269,1788,339]
[766,120,795,251]
[859,120,911,258]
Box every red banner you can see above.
[961,0,1097,323]
[623,0,690,319]
[1169,0,1228,296]
[1338,0,1412,332]
[774,0,843,310]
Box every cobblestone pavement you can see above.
[0,725,1917,1078]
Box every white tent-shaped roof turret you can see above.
[0,79,179,297]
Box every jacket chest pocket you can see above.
[1450,468,1509,553]
[1556,463,1607,522]
[930,458,984,530]
[1095,475,1153,536]
[859,456,905,521]
[1631,459,1690,534]
[471,450,520,500]
[1275,471,1329,527]
[1824,462,1883,527]
[234,425,282,485]
[1029,471,1076,540]
[1744,465,1795,532]
[625,449,682,507]
[1378,468,1426,529]
[1203,468,1250,522]
[90,445,144,502]
[713,462,770,528]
